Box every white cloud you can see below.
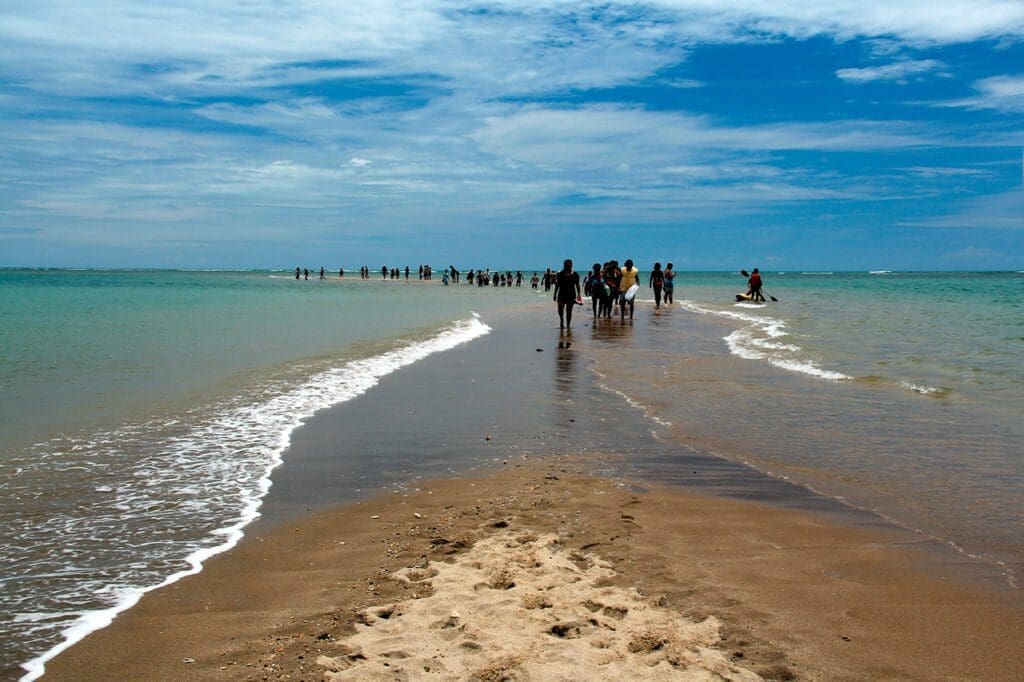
[900,166,991,178]
[470,105,938,169]
[350,157,372,167]
[3,2,1024,101]
[649,1,1024,44]
[950,74,1024,111]
[836,59,943,83]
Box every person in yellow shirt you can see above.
[619,258,639,320]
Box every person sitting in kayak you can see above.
[747,268,765,302]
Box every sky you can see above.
[1,1,1023,270]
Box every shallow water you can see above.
[583,278,1024,590]
[1,269,1022,678]
[0,269,537,679]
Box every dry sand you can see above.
[46,457,1024,681]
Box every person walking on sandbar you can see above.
[553,259,581,329]
[619,259,639,320]
[649,262,664,308]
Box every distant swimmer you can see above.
[664,263,675,304]
[304,268,309,280]
[319,266,325,280]
[553,259,581,329]
[619,259,639,320]
[530,273,539,289]
[295,267,300,280]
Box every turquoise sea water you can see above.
[1,268,1022,678]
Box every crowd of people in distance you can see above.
[464,269,527,287]
[291,260,767,326]
[548,258,677,329]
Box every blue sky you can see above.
[2,1,1023,270]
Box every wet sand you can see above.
[44,305,1024,679]
[45,459,1024,680]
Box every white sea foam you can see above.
[16,315,490,681]
[589,368,672,427]
[681,300,851,382]
[900,381,945,396]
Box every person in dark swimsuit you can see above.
[649,262,664,307]
[587,263,605,317]
[553,259,581,329]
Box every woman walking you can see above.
[649,262,664,307]
[587,263,605,317]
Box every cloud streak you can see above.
[836,59,944,83]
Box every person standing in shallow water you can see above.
[649,262,664,307]
[587,263,605,317]
[664,263,675,304]
[747,268,765,302]
[553,259,581,329]
[603,261,620,318]
[619,259,639,320]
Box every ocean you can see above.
[1,268,1021,679]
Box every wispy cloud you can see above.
[471,105,939,169]
[899,166,992,178]
[941,74,1024,111]
[836,59,944,83]
[902,189,1024,229]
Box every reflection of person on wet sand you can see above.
[553,259,581,329]
[553,330,578,423]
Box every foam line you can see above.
[678,300,851,382]
[19,315,490,681]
